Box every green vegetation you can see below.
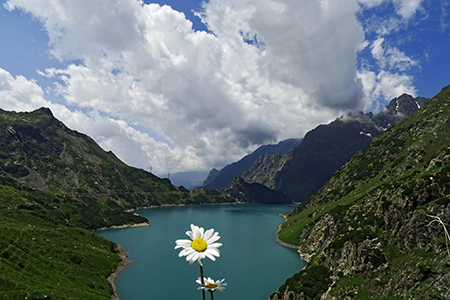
[274,85,450,299]
[0,185,121,300]
[270,265,332,300]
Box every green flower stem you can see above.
[209,290,214,300]
[199,264,206,300]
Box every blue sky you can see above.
[0,0,449,175]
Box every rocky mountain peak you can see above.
[374,94,428,129]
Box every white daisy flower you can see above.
[196,277,227,293]
[174,224,222,265]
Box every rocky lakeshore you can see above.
[108,244,131,300]
[274,214,313,263]
[95,222,150,231]
[96,223,148,300]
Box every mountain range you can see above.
[223,176,292,204]
[244,94,428,202]
[199,94,427,203]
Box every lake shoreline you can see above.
[275,214,311,262]
[125,201,245,212]
[274,214,300,250]
[108,244,131,300]
[95,222,150,231]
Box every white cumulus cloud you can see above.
[0,68,48,110]
[2,0,427,174]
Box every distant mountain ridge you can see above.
[166,170,209,189]
[242,94,427,202]
[199,138,302,191]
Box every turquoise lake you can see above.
[97,204,305,300]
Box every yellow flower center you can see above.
[191,238,207,252]
[205,283,218,289]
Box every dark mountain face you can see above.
[273,85,450,299]
[199,138,302,191]
[223,176,292,204]
[200,168,220,188]
[243,94,428,202]
[1,108,166,197]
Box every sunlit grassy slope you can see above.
[0,185,121,300]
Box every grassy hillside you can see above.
[0,184,122,300]
[274,86,450,299]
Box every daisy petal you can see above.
[198,226,204,238]
[204,251,216,261]
[206,248,220,257]
[190,224,199,237]
[206,232,220,244]
[203,228,214,241]
[178,248,194,257]
[209,242,222,248]
[175,239,192,249]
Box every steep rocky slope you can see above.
[223,176,292,204]
[199,138,301,191]
[273,86,450,299]
[243,94,427,202]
